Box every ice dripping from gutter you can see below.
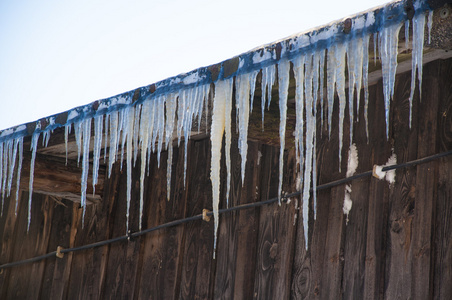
[210,78,233,258]
[379,22,402,139]
[277,59,290,204]
[0,0,433,253]
[28,129,40,231]
[79,118,92,227]
[139,100,151,230]
[165,94,177,203]
[261,65,276,129]
[363,34,370,141]
[409,10,427,126]
[304,53,316,247]
[236,70,258,186]
[15,137,23,215]
[125,107,135,234]
[93,115,103,195]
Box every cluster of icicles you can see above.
[0,6,432,255]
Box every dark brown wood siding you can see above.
[1,58,452,299]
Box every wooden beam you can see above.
[18,152,105,203]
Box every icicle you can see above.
[79,118,92,227]
[14,137,23,216]
[156,97,166,168]
[7,138,19,197]
[28,130,40,231]
[124,106,135,235]
[119,109,127,169]
[74,121,82,166]
[108,111,119,177]
[249,71,258,112]
[293,54,305,179]
[277,59,290,203]
[408,11,426,127]
[337,43,348,170]
[347,37,364,143]
[405,20,410,50]
[318,49,325,130]
[133,104,141,166]
[326,47,336,138]
[165,93,177,202]
[65,124,71,165]
[182,90,195,185]
[362,34,370,142]
[2,141,9,203]
[42,130,51,147]
[92,115,103,195]
[210,77,233,259]
[303,53,316,248]
[139,100,151,231]
[104,113,110,163]
[379,22,402,138]
[261,64,276,129]
[236,70,257,185]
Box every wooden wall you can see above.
[1,57,452,299]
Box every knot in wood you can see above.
[269,242,278,260]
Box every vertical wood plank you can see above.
[137,145,187,300]
[341,85,373,299]
[39,200,74,299]
[6,193,53,299]
[252,144,296,300]
[102,160,141,299]
[66,163,118,299]
[411,60,440,300]
[179,139,215,300]
[433,58,452,299]
[214,140,261,300]
[383,70,418,299]
[0,192,22,298]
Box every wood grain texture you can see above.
[433,58,452,299]
[411,60,440,300]
[137,145,187,300]
[5,193,53,299]
[179,139,215,300]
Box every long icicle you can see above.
[277,59,290,204]
[210,77,233,259]
[28,130,40,231]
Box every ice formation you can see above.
[0,1,433,251]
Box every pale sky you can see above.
[0,0,390,130]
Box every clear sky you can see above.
[0,0,390,130]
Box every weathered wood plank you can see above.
[136,145,187,299]
[0,193,22,298]
[433,58,452,299]
[19,152,105,203]
[362,80,391,300]
[65,163,118,299]
[102,160,142,299]
[342,87,372,299]
[214,139,262,299]
[5,193,53,299]
[252,144,296,300]
[179,139,215,299]
[383,68,418,299]
[411,60,440,300]
[39,200,74,299]
[49,203,80,299]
